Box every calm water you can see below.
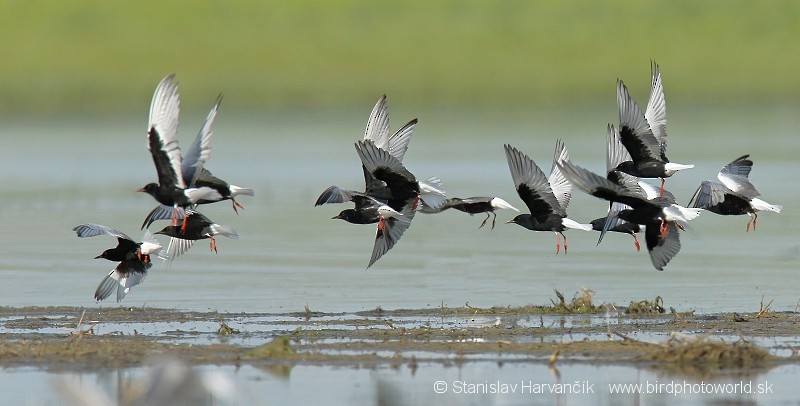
[1,104,798,404]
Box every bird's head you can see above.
[94,249,114,260]
[137,183,159,196]
[153,225,178,238]
[505,214,530,227]
[332,209,356,222]
[589,218,606,231]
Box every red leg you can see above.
[170,208,178,226]
[632,233,641,251]
[180,214,188,234]
[232,198,245,214]
[412,194,420,210]
[659,219,667,239]
[563,234,568,254]
[555,234,561,254]
[752,213,758,231]
[659,178,665,196]
[377,216,386,232]
[209,236,218,253]
[479,213,490,229]
[491,212,497,229]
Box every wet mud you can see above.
[1,292,798,378]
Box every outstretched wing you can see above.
[719,154,753,179]
[148,74,185,189]
[557,160,652,211]
[94,261,150,302]
[73,223,133,242]
[355,140,418,210]
[387,119,416,163]
[367,199,417,269]
[315,185,361,206]
[645,221,681,271]
[182,94,221,187]
[605,124,642,194]
[596,201,631,246]
[547,139,573,212]
[363,95,416,162]
[504,144,563,218]
[140,204,185,229]
[688,180,736,209]
[364,95,391,150]
[644,60,668,149]
[617,79,663,163]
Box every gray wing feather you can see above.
[94,270,119,301]
[648,222,681,271]
[182,94,221,187]
[364,95,391,151]
[617,79,662,161]
[597,202,631,246]
[605,123,632,172]
[148,74,185,188]
[73,224,133,242]
[367,199,417,269]
[315,186,359,206]
[548,139,573,212]
[688,181,729,209]
[94,262,150,302]
[504,144,563,216]
[644,61,668,146]
[158,237,196,262]
[141,204,184,229]
[355,140,416,182]
[717,173,760,199]
[557,159,632,199]
[387,119,416,162]
[719,155,753,179]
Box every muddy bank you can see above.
[1,294,798,377]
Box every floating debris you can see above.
[625,296,665,314]
[217,321,239,336]
[641,333,772,370]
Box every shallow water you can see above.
[3,361,799,405]
[0,104,798,404]
[2,105,797,313]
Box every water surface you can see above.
[0,104,797,404]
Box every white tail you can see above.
[750,198,782,213]
[419,177,446,209]
[663,204,702,226]
[229,185,255,197]
[185,187,222,203]
[490,197,520,212]
[562,217,592,231]
[663,162,695,175]
[211,224,239,239]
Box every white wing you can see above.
[148,74,185,188]
[73,224,133,242]
[547,139,572,211]
[644,61,668,146]
[364,95,391,150]
[182,94,220,186]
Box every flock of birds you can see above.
[73,75,253,302]
[73,62,782,303]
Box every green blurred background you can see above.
[0,0,797,117]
